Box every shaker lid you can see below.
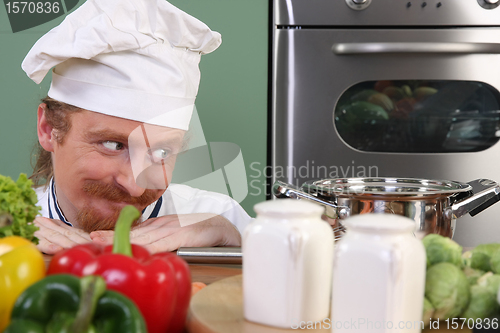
[343,213,416,233]
[254,199,324,217]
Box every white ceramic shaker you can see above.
[331,214,426,333]
[243,199,334,329]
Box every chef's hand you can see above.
[89,214,241,253]
[34,216,92,254]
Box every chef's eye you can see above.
[149,148,170,163]
[102,141,124,151]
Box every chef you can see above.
[22,0,252,254]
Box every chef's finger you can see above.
[144,236,180,253]
[133,217,158,228]
[34,234,64,254]
[51,219,92,241]
[127,216,182,243]
[133,215,180,229]
[89,230,114,245]
[90,230,114,238]
[142,225,224,253]
[130,222,175,239]
[129,224,180,246]
[90,237,113,246]
[34,217,91,244]
[143,228,214,253]
[35,228,80,249]
[89,222,176,246]
[34,219,87,249]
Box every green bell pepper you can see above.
[3,274,146,333]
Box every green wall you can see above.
[0,0,268,216]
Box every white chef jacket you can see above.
[35,178,252,234]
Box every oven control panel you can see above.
[276,0,500,26]
[345,0,499,11]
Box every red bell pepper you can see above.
[47,206,192,333]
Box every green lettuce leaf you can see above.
[0,173,41,244]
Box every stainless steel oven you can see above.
[271,0,500,246]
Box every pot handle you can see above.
[449,179,500,219]
[272,180,351,219]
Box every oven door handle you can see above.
[332,42,500,55]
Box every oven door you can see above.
[272,28,500,244]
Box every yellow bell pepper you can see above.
[0,236,45,331]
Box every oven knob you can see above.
[478,0,500,9]
[346,0,372,10]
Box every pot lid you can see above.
[302,177,473,197]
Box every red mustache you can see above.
[82,181,158,206]
[77,181,159,233]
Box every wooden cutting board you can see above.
[186,275,472,333]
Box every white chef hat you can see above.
[21,0,221,130]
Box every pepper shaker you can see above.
[243,199,334,329]
[331,214,426,333]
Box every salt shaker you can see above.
[331,214,426,333]
[243,199,334,329]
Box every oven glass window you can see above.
[334,80,500,153]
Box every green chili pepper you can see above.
[3,274,147,333]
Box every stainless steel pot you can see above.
[273,178,500,238]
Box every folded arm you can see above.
[91,213,241,253]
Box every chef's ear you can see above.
[37,103,55,152]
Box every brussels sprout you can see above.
[487,275,500,295]
[463,266,485,286]
[471,252,492,272]
[461,284,499,320]
[490,249,500,274]
[422,297,434,327]
[473,243,500,257]
[462,251,472,267]
[462,272,500,320]
[477,271,494,285]
[467,243,500,272]
[422,234,463,268]
[477,272,500,295]
[425,262,470,319]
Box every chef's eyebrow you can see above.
[149,136,184,147]
[140,126,186,148]
[84,129,129,143]
[85,128,185,147]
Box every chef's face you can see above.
[39,108,185,231]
